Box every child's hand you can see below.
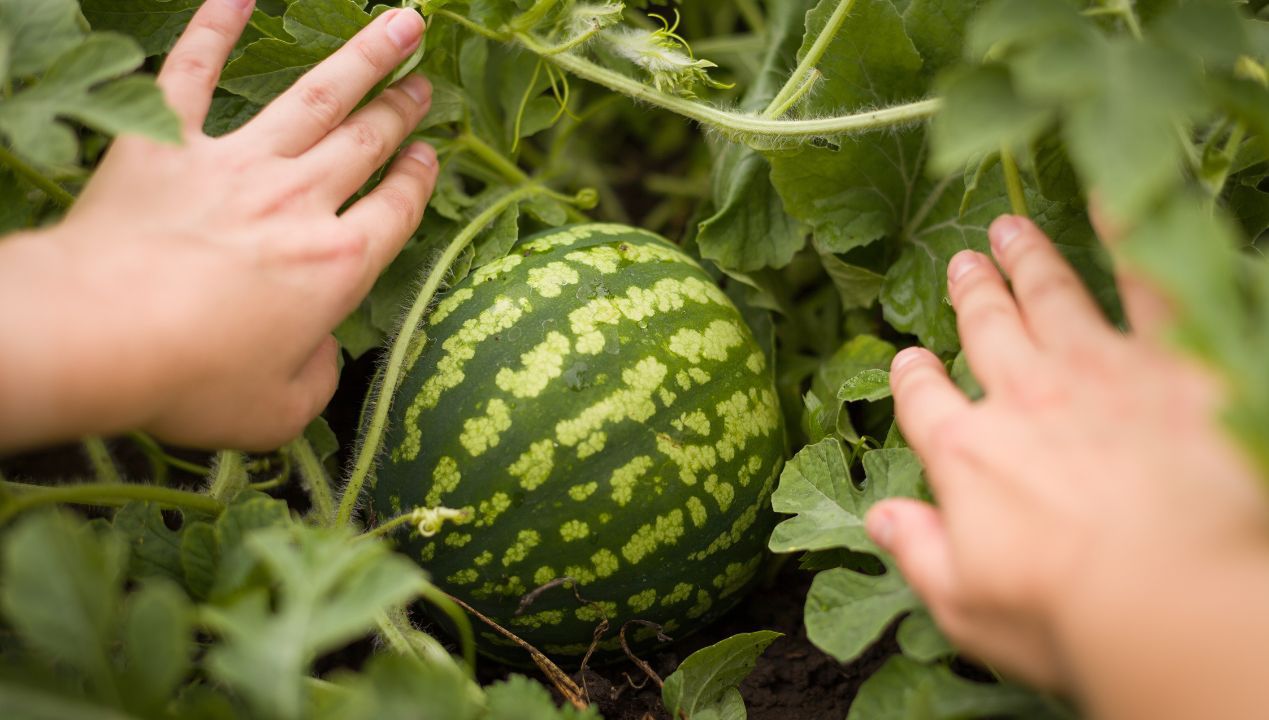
[1,0,436,450]
[867,216,1269,714]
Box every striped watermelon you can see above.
[371,224,785,663]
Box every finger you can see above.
[244,9,425,157]
[286,336,340,430]
[157,0,255,133]
[1089,200,1173,339]
[338,143,438,293]
[867,499,958,608]
[301,75,432,206]
[989,215,1111,352]
[946,250,1037,395]
[889,347,970,461]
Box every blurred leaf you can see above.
[0,512,126,698]
[896,609,954,662]
[484,675,601,720]
[119,581,194,716]
[847,655,1073,719]
[0,33,180,166]
[202,524,427,720]
[318,652,483,720]
[663,631,782,720]
[0,0,84,82]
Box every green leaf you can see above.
[0,0,85,82]
[220,0,372,105]
[202,525,427,720]
[930,64,1053,175]
[0,512,126,698]
[805,565,919,663]
[112,502,187,586]
[896,609,954,662]
[769,443,925,554]
[180,520,219,600]
[318,652,483,720]
[796,0,925,113]
[0,681,138,720]
[697,145,806,273]
[484,675,601,720]
[0,33,180,166]
[119,580,193,716]
[847,655,1073,719]
[663,631,782,720]
[472,202,522,268]
[838,369,893,402]
[818,247,886,311]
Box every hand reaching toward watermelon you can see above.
[0,0,435,451]
[867,215,1269,718]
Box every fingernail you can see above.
[947,251,981,284]
[397,74,430,105]
[990,215,1027,256]
[386,10,424,51]
[224,0,253,10]
[406,143,436,167]
[867,509,894,548]
[891,347,924,374]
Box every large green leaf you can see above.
[847,656,1074,719]
[0,33,180,166]
[0,0,84,83]
[769,443,925,555]
[805,565,919,663]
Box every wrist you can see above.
[0,222,169,449]
[1051,536,1269,718]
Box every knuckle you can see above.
[166,52,218,86]
[197,13,240,44]
[298,82,345,128]
[926,414,973,460]
[377,185,420,224]
[1020,269,1082,308]
[380,88,417,125]
[345,121,387,159]
[353,38,390,73]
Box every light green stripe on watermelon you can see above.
[372,224,786,664]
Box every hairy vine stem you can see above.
[336,184,556,528]
[286,436,336,526]
[81,437,122,484]
[0,480,224,524]
[207,450,246,502]
[511,31,942,141]
[0,144,75,208]
[763,0,857,118]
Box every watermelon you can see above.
[371,223,785,663]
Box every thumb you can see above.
[867,499,957,607]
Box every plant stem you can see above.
[81,437,122,484]
[336,185,547,528]
[453,132,530,184]
[763,0,856,118]
[0,480,224,524]
[127,431,212,476]
[207,450,246,502]
[767,69,821,119]
[286,437,336,527]
[0,144,75,207]
[513,31,941,140]
[1000,145,1030,217]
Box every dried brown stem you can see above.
[619,620,672,691]
[445,592,589,710]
